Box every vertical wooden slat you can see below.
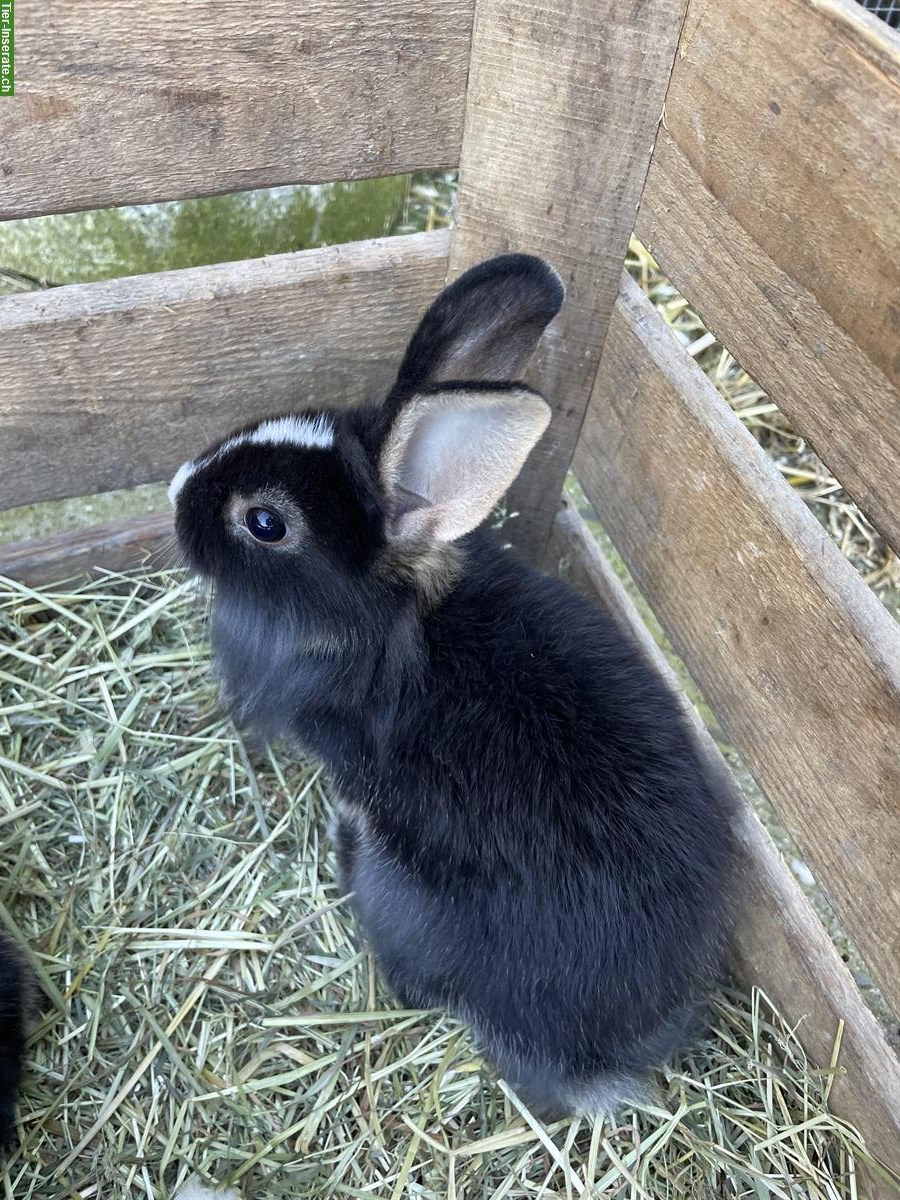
[447,0,689,561]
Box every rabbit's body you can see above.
[173,254,736,1113]
[213,529,730,1109]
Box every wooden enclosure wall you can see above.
[2,0,480,575]
[551,0,900,1186]
[1,0,689,573]
[2,0,900,1189]
[0,233,451,510]
[634,0,900,557]
[447,0,689,558]
[0,231,453,579]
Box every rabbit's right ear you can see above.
[394,254,564,389]
[380,385,551,547]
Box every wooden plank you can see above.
[0,230,450,511]
[635,0,900,551]
[1,3,472,219]
[573,272,900,1018]
[0,514,175,587]
[545,501,900,1189]
[2,0,473,218]
[447,0,689,562]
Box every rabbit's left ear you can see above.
[380,385,551,545]
[394,254,564,389]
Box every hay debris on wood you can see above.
[626,238,900,609]
[0,571,896,1199]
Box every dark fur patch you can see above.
[377,535,463,609]
[0,937,31,1151]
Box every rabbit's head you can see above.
[170,254,563,626]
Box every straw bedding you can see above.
[1,570,894,1199]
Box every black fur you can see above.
[394,254,564,389]
[0,937,29,1150]
[173,254,737,1111]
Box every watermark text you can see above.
[0,0,13,97]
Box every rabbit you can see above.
[0,935,32,1150]
[169,254,737,1114]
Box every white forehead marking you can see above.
[245,413,334,450]
[167,415,335,505]
[167,458,197,504]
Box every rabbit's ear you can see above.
[380,385,551,545]
[395,255,564,388]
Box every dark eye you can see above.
[245,507,287,543]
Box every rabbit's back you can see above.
[338,534,735,1103]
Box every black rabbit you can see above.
[0,936,31,1150]
[171,255,736,1113]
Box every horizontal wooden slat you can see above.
[545,501,900,1191]
[635,0,900,551]
[574,272,900,1018]
[3,1,473,218]
[0,514,176,587]
[0,230,450,512]
[447,0,688,561]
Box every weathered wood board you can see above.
[0,231,450,512]
[546,501,900,1190]
[0,514,175,586]
[574,273,900,1018]
[448,0,689,562]
[636,0,900,551]
[2,1,474,218]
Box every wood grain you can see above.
[0,514,176,587]
[0,231,450,511]
[447,0,689,562]
[636,0,900,550]
[545,501,900,1189]
[574,273,900,1018]
[2,0,474,218]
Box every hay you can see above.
[0,571,896,1199]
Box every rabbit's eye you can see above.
[245,507,287,543]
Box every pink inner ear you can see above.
[398,407,494,504]
[384,388,551,545]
